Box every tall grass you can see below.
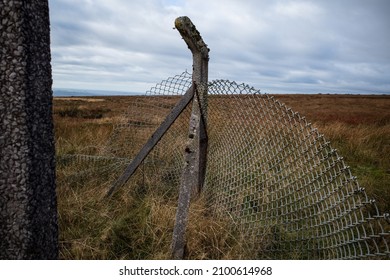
[315,122,390,212]
[54,97,253,259]
[54,94,390,259]
[57,167,253,259]
[275,94,390,213]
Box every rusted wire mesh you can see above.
[58,71,390,259]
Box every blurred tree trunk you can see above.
[0,0,58,259]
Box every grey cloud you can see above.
[50,0,390,94]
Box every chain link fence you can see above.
[205,78,390,259]
[58,71,390,259]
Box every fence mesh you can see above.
[57,71,193,194]
[205,79,390,259]
[58,71,390,259]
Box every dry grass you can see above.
[57,168,248,259]
[54,94,390,259]
[272,94,390,213]
[55,97,106,102]
[54,96,249,259]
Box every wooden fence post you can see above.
[0,0,58,259]
[106,17,209,201]
[171,16,209,259]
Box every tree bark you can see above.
[0,0,58,259]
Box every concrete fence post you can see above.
[0,0,58,259]
[171,16,209,259]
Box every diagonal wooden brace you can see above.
[105,85,195,197]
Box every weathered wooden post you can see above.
[171,16,209,259]
[105,17,209,201]
[0,0,58,259]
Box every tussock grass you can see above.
[57,175,250,259]
[315,122,390,211]
[55,94,390,259]
[275,94,390,213]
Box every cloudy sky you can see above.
[49,0,390,94]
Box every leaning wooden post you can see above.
[0,0,58,259]
[171,16,209,259]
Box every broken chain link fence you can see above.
[58,71,390,259]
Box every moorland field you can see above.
[54,94,390,259]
